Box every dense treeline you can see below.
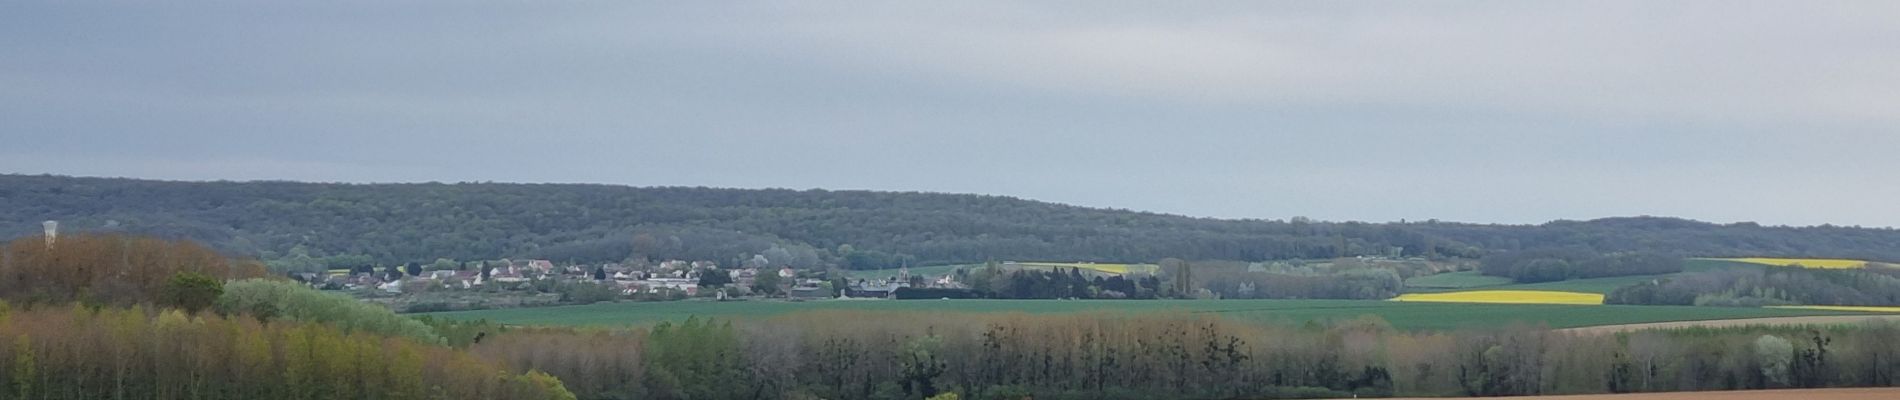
[935,261,1403,300]
[1414,217,1900,264]
[1479,249,1683,283]
[0,175,1467,269]
[10,175,1899,270]
[450,311,1900,400]
[0,234,582,399]
[1607,266,1900,307]
[964,265,1164,299]
[1188,260,1407,300]
[0,233,267,307]
[219,279,442,343]
[0,304,575,400]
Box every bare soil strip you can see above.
[1386,387,1900,399]
[1560,315,1900,336]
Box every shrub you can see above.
[1754,335,1793,388]
[160,272,225,314]
[218,279,440,343]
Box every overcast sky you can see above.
[4,1,1898,227]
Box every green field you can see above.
[1683,258,1769,272]
[1490,274,1676,294]
[1403,273,1670,294]
[419,299,1875,331]
[467,259,1862,331]
[1404,271,1511,289]
[1404,259,1768,294]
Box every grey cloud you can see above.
[2,1,1897,226]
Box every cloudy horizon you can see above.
[5,1,1899,227]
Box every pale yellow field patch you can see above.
[1392,290,1604,305]
[1701,257,1869,269]
[1768,305,1900,313]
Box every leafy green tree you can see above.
[387,346,427,400]
[219,279,442,343]
[267,245,326,274]
[323,254,376,270]
[645,317,744,399]
[649,316,744,398]
[559,282,618,304]
[901,334,948,397]
[752,270,783,296]
[281,325,317,400]
[161,271,225,314]
[514,371,578,400]
[236,327,274,398]
[1755,335,1794,388]
[13,335,34,400]
[698,268,733,287]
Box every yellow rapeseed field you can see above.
[1767,305,1900,313]
[1702,257,1869,269]
[1391,290,1604,305]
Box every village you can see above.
[293,257,964,311]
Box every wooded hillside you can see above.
[4,174,1898,268]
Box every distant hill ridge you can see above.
[3,174,1897,267]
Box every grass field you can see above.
[1405,273,1672,295]
[1404,271,1512,289]
[419,299,1878,331]
[1404,259,1767,295]
[1492,275,1675,294]
[1698,257,1870,269]
[1683,258,1768,272]
[1391,290,1605,305]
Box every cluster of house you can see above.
[298,259,561,293]
[301,258,835,298]
[838,266,970,298]
[301,258,968,300]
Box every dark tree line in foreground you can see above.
[443,312,1900,400]
[8,297,1900,400]
[7,174,1900,270]
[0,305,575,400]
[0,234,575,399]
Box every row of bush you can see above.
[1480,249,1682,283]
[1608,266,1900,307]
[454,311,1900,400]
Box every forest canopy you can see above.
[5,174,1899,269]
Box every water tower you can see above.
[43,220,58,248]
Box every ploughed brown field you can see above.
[1558,315,1900,335]
[1388,388,1900,399]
